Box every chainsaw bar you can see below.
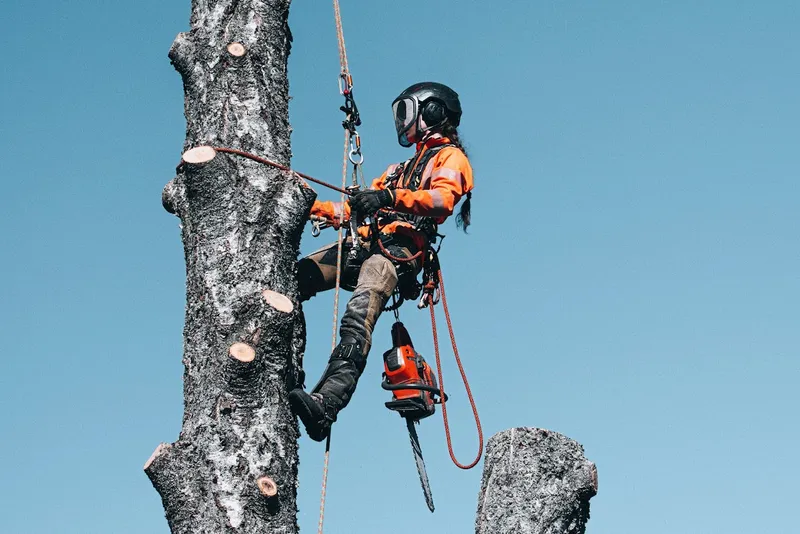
[406,417,435,512]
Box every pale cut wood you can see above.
[229,342,256,363]
[257,476,278,497]
[144,443,172,470]
[181,146,217,164]
[227,42,246,57]
[262,289,294,314]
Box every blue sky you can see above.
[1,1,798,533]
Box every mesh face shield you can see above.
[392,96,419,148]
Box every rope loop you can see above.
[428,266,484,470]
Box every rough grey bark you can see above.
[146,1,315,532]
[475,428,598,534]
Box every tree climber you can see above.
[289,82,474,442]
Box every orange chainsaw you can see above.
[382,321,446,512]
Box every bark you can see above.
[146,1,315,532]
[475,428,598,534]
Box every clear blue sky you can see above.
[1,1,798,533]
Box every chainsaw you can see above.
[382,321,446,512]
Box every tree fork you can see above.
[147,0,314,532]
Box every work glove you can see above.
[349,189,394,215]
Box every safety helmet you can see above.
[392,82,462,147]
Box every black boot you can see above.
[288,337,366,442]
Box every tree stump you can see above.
[475,428,598,534]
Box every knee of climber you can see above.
[339,255,398,354]
[356,254,398,299]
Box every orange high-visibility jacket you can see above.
[311,136,474,249]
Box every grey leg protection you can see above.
[340,254,399,356]
[288,337,365,442]
[288,254,398,442]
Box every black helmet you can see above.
[392,82,462,147]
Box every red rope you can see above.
[376,235,424,263]
[428,268,483,470]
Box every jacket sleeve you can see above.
[309,170,392,224]
[310,199,350,226]
[391,148,474,218]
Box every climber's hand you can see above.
[349,189,394,215]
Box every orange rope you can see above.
[428,268,484,470]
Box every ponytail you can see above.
[456,191,472,232]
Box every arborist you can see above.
[288,82,474,442]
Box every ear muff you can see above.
[420,100,447,129]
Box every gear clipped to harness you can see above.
[381,321,446,512]
[381,322,444,419]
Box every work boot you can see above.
[288,337,366,442]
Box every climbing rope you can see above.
[426,266,484,470]
[317,432,332,534]
[331,130,350,353]
[333,0,349,75]
[318,1,363,532]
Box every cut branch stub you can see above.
[144,443,172,471]
[262,290,294,314]
[182,146,218,165]
[162,183,177,214]
[229,342,256,363]
[257,476,278,498]
[227,42,246,57]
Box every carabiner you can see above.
[348,133,364,165]
[349,148,364,166]
[417,290,439,309]
[338,72,353,96]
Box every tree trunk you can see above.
[475,428,598,534]
[145,1,314,532]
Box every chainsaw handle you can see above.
[380,378,449,403]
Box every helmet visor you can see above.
[392,97,418,147]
